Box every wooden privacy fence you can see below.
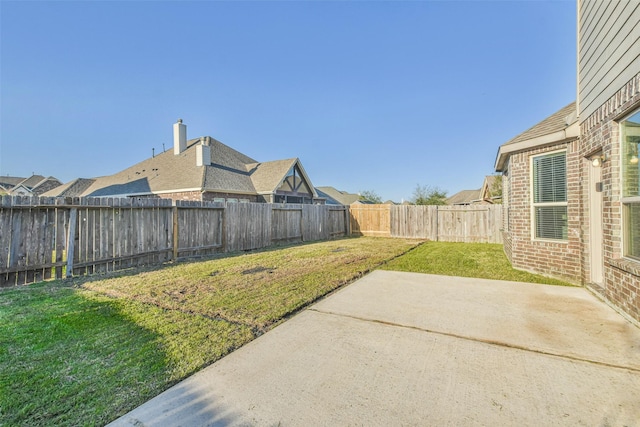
[0,196,349,287]
[350,204,503,243]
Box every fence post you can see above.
[345,206,351,236]
[172,202,179,260]
[66,208,77,278]
[435,206,439,242]
[221,203,227,252]
[300,205,305,242]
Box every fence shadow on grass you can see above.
[0,281,250,426]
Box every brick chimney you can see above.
[173,119,186,155]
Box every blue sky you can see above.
[1,0,576,202]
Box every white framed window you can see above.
[531,150,568,240]
[621,110,640,260]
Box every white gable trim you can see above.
[271,158,319,198]
[494,121,579,171]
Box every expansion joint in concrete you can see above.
[308,308,640,374]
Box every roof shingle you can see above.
[46,135,314,200]
[503,102,577,147]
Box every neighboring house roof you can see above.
[0,176,26,189]
[3,175,62,196]
[9,184,32,196]
[82,138,242,197]
[45,135,317,200]
[19,175,47,188]
[447,189,481,205]
[495,102,579,171]
[480,175,501,203]
[45,178,97,198]
[249,158,297,194]
[315,187,362,205]
[30,177,62,195]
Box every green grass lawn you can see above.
[0,284,252,426]
[381,241,574,286]
[0,238,572,426]
[0,237,418,426]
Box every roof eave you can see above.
[87,187,203,198]
[208,189,258,196]
[494,121,580,171]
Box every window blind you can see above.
[532,151,568,240]
[533,153,567,203]
[535,206,568,240]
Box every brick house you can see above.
[495,103,581,283]
[495,1,640,324]
[446,176,501,206]
[446,189,481,206]
[479,175,502,204]
[46,120,322,204]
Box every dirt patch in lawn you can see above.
[80,237,422,333]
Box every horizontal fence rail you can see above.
[350,204,503,243]
[0,196,349,287]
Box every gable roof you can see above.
[0,176,26,189]
[8,184,32,195]
[248,158,297,194]
[447,189,481,205]
[31,177,62,193]
[3,175,62,196]
[19,175,47,189]
[45,135,316,200]
[74,138,239,197]
[495,102,579,171]
[44,178,97,198]
[480,175,501,202]
[315,186,362,205]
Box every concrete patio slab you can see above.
[108,270,640,426]
[314,271,640,371]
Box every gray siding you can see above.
[578,0,640,121]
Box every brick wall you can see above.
[154,191,202,201]
[202,192,259,203]
[502,166,512,261]
[580,72,640,324]
[149,191,260,203]
[502,141,582,284]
